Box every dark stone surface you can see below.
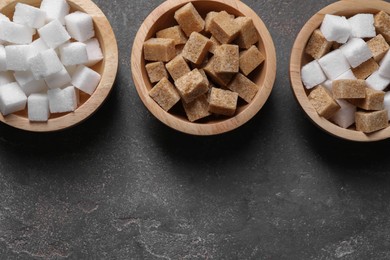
[1,0,390,259]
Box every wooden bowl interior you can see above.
[0,0,116,131]
[141,1,267,124]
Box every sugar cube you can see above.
[332,79,366,99]
[145,62,168,84]
[340,38,372,68]
[14,71,47,96]
[182,95,211,122]
[71,65,101,95]
[13,3,46,29]
[228,73,259,103]
[239,45,265,76]
[174,3,205,37]
[65,11,95,42]
[356,110,388,133]
[209,11,240,44]
[0,20,33,44]
[367,34,390,62]
[5,45,31,71]
[175,69,209,103]
[28,93,49,122]
[320,14,351,44]
[84,38,103,67]
[348,14,376,38]
[208,87,238,116]
[308,86,340,119]
[48,86,77,113]
[0,45,6,71]
[38,20,71,49]
[235,17,259,49]
[374,11,390,42]
[165,55,190,81]
[331,99,356,129]
[60,42,88,66]
[40,0,70,25]
[45,68,71,89]
[366,71,390,91]
[378,50,390,79]
[0,82,27,115]
[384,92,390,119]
[318,49,350,80]
[352,59,379,80]
[29,49,64,79]
[182,32,212,65]
[305,29,332,60]
[143,38,176,62]
[301,60,327,89]
[213,44,239,74]
[0,72,15,86]
[149,77,180,111]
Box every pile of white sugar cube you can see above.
[301,12,390,132]
[0,0,103,122]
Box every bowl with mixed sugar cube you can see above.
[0,0,118,132]
[290,0,390,142]
[131,0,276,136]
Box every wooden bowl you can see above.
[0,0,118,132]
[131,0,276,136]
[290,0,390,142]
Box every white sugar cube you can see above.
[71,65,101,95]
[0,45,6,71]
[28,93,49,122]
[38,20,71,49]
[340,38,372,68]
[65,11,95,42]
[29,49,64,79]
[320,14,351,44]
[366,71,390,91]
[331,100,356,129]
[14,71,47,96]
[384,92,390,120]
[84,38,103,66]
[5,45,31,71]
[0,82,27,115]
[60,42,88,66]
[318,49,350,80]
[29,38,49,58]
[323,69,357,91]
[48,86,77,113]
[40,0,70,25]
[0,72,15,86]
[378,51,390,79]
[45,68,71,89]
[0,20,33,44]
[348,14,376,38]
[13,3,46,29]
[301,60,326,89]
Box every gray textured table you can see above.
[1,0,390,259]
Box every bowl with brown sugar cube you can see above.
[290,0,390,142]
[131,0,276,136]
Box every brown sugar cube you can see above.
[367,34,390,62]
[208,87,238,116]
[175,69,209,103]
[182,94,211,122]
[165,55,191,81]
[228,73,259,103]
[308,86,340,119]
[375,11,390,43]
[235,17,259,49]
[305,29,333,60]
[352,59,379,80]
[145,62,168,83]
[209,11,240,44]
[143,38,176,62]
[204,56,234,87]
[182,32,212,65]
[149,77,180,111]
[156,25,187,46]
[239,45,265,76]
[209,35,221,55]
[332,79,366,99]
[355,110,388,133]
[213,44,239,74]
[348,88,385,111]
[174,3,205,37]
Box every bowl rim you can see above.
[0,0,119,132]
[131,0,277,136]
[290,0,390,142]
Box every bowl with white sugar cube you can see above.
[0,0,118,132]
[131,0,277,136]
[290,0,390,142]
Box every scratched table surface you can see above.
[1,0,390,259]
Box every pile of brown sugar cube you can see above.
[301,11,390,134]
[143,3,265,122]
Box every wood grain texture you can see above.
[290,0,390,142]
[131,0,276,136]
[0,0,118,132]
